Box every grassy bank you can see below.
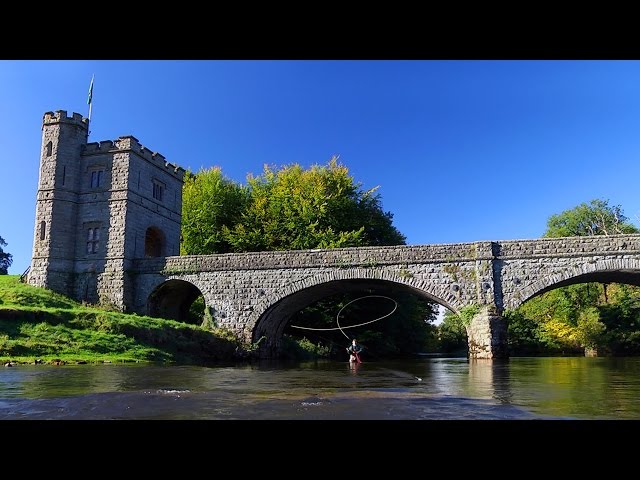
[0,275,242,365]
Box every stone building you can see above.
[27,110,185,310]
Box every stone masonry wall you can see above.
[92,137,183,309]
[466,305,507,359]
[131,242,498,342]
[132,233,640,345]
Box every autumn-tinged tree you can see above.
[0,236,13,275]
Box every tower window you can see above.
[90,169,104,188]
[152,179,164,202]
[45,141,53,157]
[86,227,100,254]
[39,221,46,241]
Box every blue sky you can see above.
[2,60,640,275]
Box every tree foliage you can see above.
[181,157,406,255]
[505,310,546,355]
[575,307,606,350]
[0,236,13,275]
[436,310,468,354]
[221,156,406,252]
[544,198,639,238]
[181,167,248,255]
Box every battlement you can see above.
[43,109,184,179]
[83,140,114,153]
[43,110,89,128]
[83,136,185,180]
[115,135,185,180]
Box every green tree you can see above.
[181,167,248,255]
[598,284,640,355]
[505,310,545,355]
[222,156,406,252]
[436,310,468,354]
[544,198,639,238]
[0,236,12,275]
[575,307,606,355]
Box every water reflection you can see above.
[1,357,640,419]
[348,361,361,375]
[467,359,512,404]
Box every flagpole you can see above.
[87,74,94,140]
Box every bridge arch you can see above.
[246,268,456,356]
[147,278,205,324]
[509,258,640,310]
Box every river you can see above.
[1,356,639,420]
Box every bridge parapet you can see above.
[496,234,640,258]
[132,241,496,273]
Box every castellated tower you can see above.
[28,110,185,311]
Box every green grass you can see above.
[0,275,241,365]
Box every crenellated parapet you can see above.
[83,140,115,153]
[43,110,89,128]
[115,136,185,180]
[82,135,184,180]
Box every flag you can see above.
[87,75,94,105]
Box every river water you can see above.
[1,356,639,420]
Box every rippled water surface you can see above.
[1,357,639,420]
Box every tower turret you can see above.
[28,111,89,294]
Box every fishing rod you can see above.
[290,295,399,364]
[290,295,398,339]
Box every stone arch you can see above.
[147,278,205,324]
[144,226,165,257]
[507,257,640,310]
[245,267,458,356]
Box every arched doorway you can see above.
[145,227,165,257]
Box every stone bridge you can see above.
[129,234,640,358]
